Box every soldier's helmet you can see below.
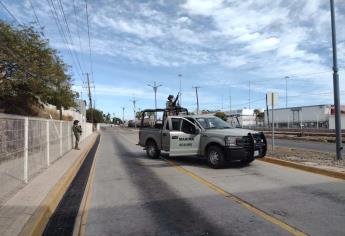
[168,95,174,100]
[73,120,79,125]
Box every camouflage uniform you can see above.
[166,95,174,115]
[72,122,82,150]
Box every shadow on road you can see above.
[110,132,228,236]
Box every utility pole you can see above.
[229,88,232,116]
[221,95,224,110]
[86,73,94,126]
[122,107,125,124]
[131,97,137,128]
[178,74,182,106]
[192,86,200,114]
[330,0,343,160]
[248,80,251,109]
[147,81,162,109]
[285,76,289,108]
[271,93,275,151]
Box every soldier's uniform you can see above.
[72,120,82,150]
[166,95,174,115]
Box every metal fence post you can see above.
[24,117,29,183]
[68,122,71,150]
[60,121,63,157]
[46,120,50,167]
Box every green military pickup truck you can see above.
[138,108,267,168]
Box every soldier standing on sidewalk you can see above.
[73,120,82,150]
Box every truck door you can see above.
[169,118,201,156]
[161,118,170,151]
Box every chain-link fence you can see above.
[0,113,93,204]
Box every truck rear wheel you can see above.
[207,145,225,169]
[146,140,160,159]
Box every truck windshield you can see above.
[196,117,231,129]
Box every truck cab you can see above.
[138,108,267,168]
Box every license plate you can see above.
[254,150,260,157]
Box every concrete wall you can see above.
[328,115,345,130]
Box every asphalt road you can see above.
[84,128,345,236]
[267,138,337,153]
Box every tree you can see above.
[214,112,227,121]
[254,109,264,120]
[112,117,123,124]
[86,108,104,123]
[0,21,76,117]
[136,111,142,120]
[103,113,111,123]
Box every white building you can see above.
[225,109,258,128]
[264,104,345,129]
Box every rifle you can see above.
[172,93,180,107]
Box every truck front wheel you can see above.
[146,140,160,159]
[207,145,225,169]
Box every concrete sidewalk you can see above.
[0,133,98,236]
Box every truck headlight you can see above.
[224,136,237,147]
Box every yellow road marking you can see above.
[163,158,307,236]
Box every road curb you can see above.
[258,157,345,180]
[72,135,101,236]
[18,134,99,236]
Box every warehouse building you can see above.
[225,109,259,128]
[264,104,345,129]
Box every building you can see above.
[264,104,345,129]
[224,109,259,128]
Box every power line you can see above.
[0,0,22,25]
[56,0,86,83]
[28,0,43,31]
[219,70,337,89]
[85,0,94,80]
[46,0,85,85]
[72,0,87,72]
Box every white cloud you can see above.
[5,0,344,105]
[246,37,280,53]
[181,0,224,16]
[93,15,164,39]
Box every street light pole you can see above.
[122,107,125,124]
[147,81,162,110]
[330,0,343,160]
[130,97,137,128]
[229,87,232,115]
[248,80,251,109]
[178,74,182,106]
[285,76,289,108]
[193,86,200,114]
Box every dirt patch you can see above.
[266,145,345,169]
[265,134,340,143]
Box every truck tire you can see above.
[146,140,160,159]
[207,145,225,169]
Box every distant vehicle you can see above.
[138,108,267,168]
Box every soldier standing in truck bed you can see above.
[166,95,174,115]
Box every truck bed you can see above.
[139,128,162,148]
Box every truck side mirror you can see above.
[194,128,200,135]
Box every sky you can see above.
[1,0,345,119]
